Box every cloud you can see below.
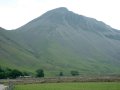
[0,0,120,30]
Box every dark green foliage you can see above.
[22,72,29,76]
[36,69,44,77]
[5,68,12,78]
[9,69,23,79]
[59,72,63,76]
[0,66,4,72]
[0,66,25,79]
[0,72,6,79]
[71,71,79,76]
[0,67,6,79]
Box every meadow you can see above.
[14,82,120,90]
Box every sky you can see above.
[0,0,120,30]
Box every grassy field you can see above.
[14,82,120,90]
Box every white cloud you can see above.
[0,0,120,30]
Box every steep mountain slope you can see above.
[0,7,120,76]
[0,28,42,72]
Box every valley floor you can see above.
[14,82,120,90]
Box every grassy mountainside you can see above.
[0,7,120,76]
[0,28,41,72]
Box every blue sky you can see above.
[0,0,120,30]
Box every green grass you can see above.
[1,29,120,76]
[14,82,120,90]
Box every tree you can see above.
[0,66,3,72]
[71,71,79,76]
[0,66,6,79]
[0,66,27,79]
[36,69,44,77]
[5,68,12,78]
[9,69,23,79]
[0,72,6,79]
[23,71,29,76]
[59,72,63,76]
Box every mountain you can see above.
[0,7,120,76]
[0,27,42,72]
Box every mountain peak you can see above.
[49,7,69,14]
[53,7,68,11]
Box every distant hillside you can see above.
[0,7,120,76]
